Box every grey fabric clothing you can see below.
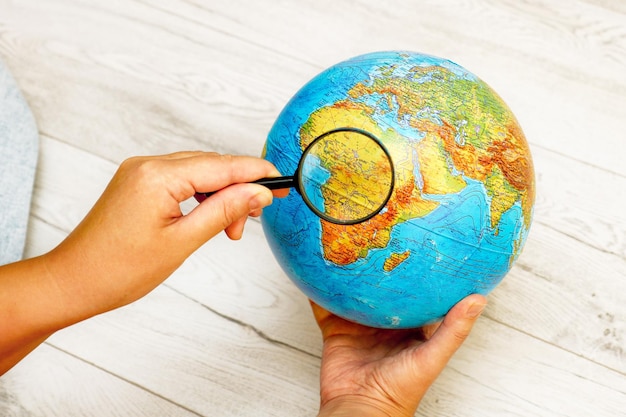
[0,59,39,265]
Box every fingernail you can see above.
[249,192,272,211]
[466,302,487,319]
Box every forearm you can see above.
[0,255,68,374]
[0,248,112,375]
[0,237,161,375]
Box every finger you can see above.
[131,151,214,162]
[309,300,342,336]
[248,207,265,218]
[195,184,289,205]
[310,300,333,325]
[156,151,214,160]
[426,294,486,356]
[271,188,290,198]
[421,321,442,341]
[413,294,486,380]
[309,300,375,338]
[224,215,248,240]
[187,154,282,194]
[159,153,282,203]
[179,183,273,248]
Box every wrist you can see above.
[317,396,415,417]
[43,241,122,325]
[0,254,69,373]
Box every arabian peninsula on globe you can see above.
[261,51,535,328]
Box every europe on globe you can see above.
[261,51,535,328]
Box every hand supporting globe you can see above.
[313,294,488,417]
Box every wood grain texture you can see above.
[1,0,625,416]
[0,343,201,417]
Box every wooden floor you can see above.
[1,1,625,415]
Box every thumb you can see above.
[416,294,487,381]
[182,183,273,245]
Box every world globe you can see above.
[261,51,535,328]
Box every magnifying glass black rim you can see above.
[296,127,395,226]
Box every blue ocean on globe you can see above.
[261,51,535,328]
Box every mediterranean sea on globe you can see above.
[260,51,535,329]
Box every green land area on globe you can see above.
[261,51,535,328]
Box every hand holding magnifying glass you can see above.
[196,128,395,225]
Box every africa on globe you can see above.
[261,51,535,328]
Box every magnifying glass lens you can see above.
[298,129,394,225]
[196,128,394,225]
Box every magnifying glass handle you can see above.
[252,176,295,190]
[196,176,296,201]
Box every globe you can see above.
[261,51,535,328]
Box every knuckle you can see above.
[117,157,166,189]
[452,327,471,343]
[215,196,245,231]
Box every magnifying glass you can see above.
[198,127,395,225]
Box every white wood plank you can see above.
[0,344,200,417]
[423,317,626,417]
[0,0,309,161]
[491,222,626,372]
[167,238,323,357]
[533,146,626,259]
[45,284,322,417]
